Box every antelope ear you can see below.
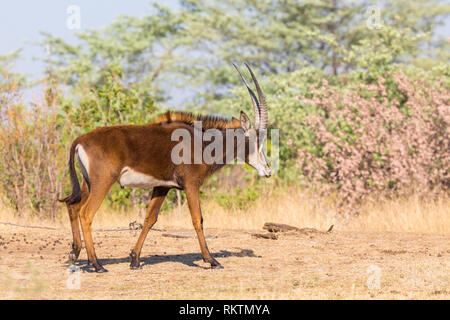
[240,111,251,131]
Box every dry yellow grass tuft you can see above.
[0,188,448,235]
[344,194,450,234]
[157,189,450,235]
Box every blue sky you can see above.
[0,0,179,79]
[1,1,449,85]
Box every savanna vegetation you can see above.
[0,0,449,232]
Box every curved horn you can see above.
[232,63,260,129]
[244,62,268,130]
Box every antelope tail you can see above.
[58,142,82,205]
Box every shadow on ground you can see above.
[72,248,260,272]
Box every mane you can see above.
[152,111,242,130]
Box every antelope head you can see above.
[233,63,271,178]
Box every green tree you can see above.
[177,0,449,103]
[41,3,182,103]
[0,50,26,100]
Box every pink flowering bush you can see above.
[296,70,449,210]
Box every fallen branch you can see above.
[263,222,299,233]
[251,233,278,240]
[0,221,164,232]
[263,222,334,235]
[162,232,217,239]
[0,221,62,231]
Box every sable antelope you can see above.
[59,63,271,272]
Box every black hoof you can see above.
[68,244,80,264]
[129,249,141,270]
[208,259,223,269]
[130,263,141,270]
[94,265,108,273]
[68,252,78,264]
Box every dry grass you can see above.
[157,189,450,235]
[1,188,449,235]
[345,194,450,234]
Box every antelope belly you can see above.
[119,167,179,189]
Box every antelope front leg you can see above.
[185,186,223,269]
[130,187,169,269]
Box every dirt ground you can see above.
[0,223,448,299]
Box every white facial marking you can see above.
[248,137,260,167]
[76,145,90,175]
[119,167,180,189]
[247,130,271,177]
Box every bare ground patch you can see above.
[0,224,448,299]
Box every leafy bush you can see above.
[60,65,157,135]
[215,185,261,210]
[0,93,67,219]
[296,70,449,209]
